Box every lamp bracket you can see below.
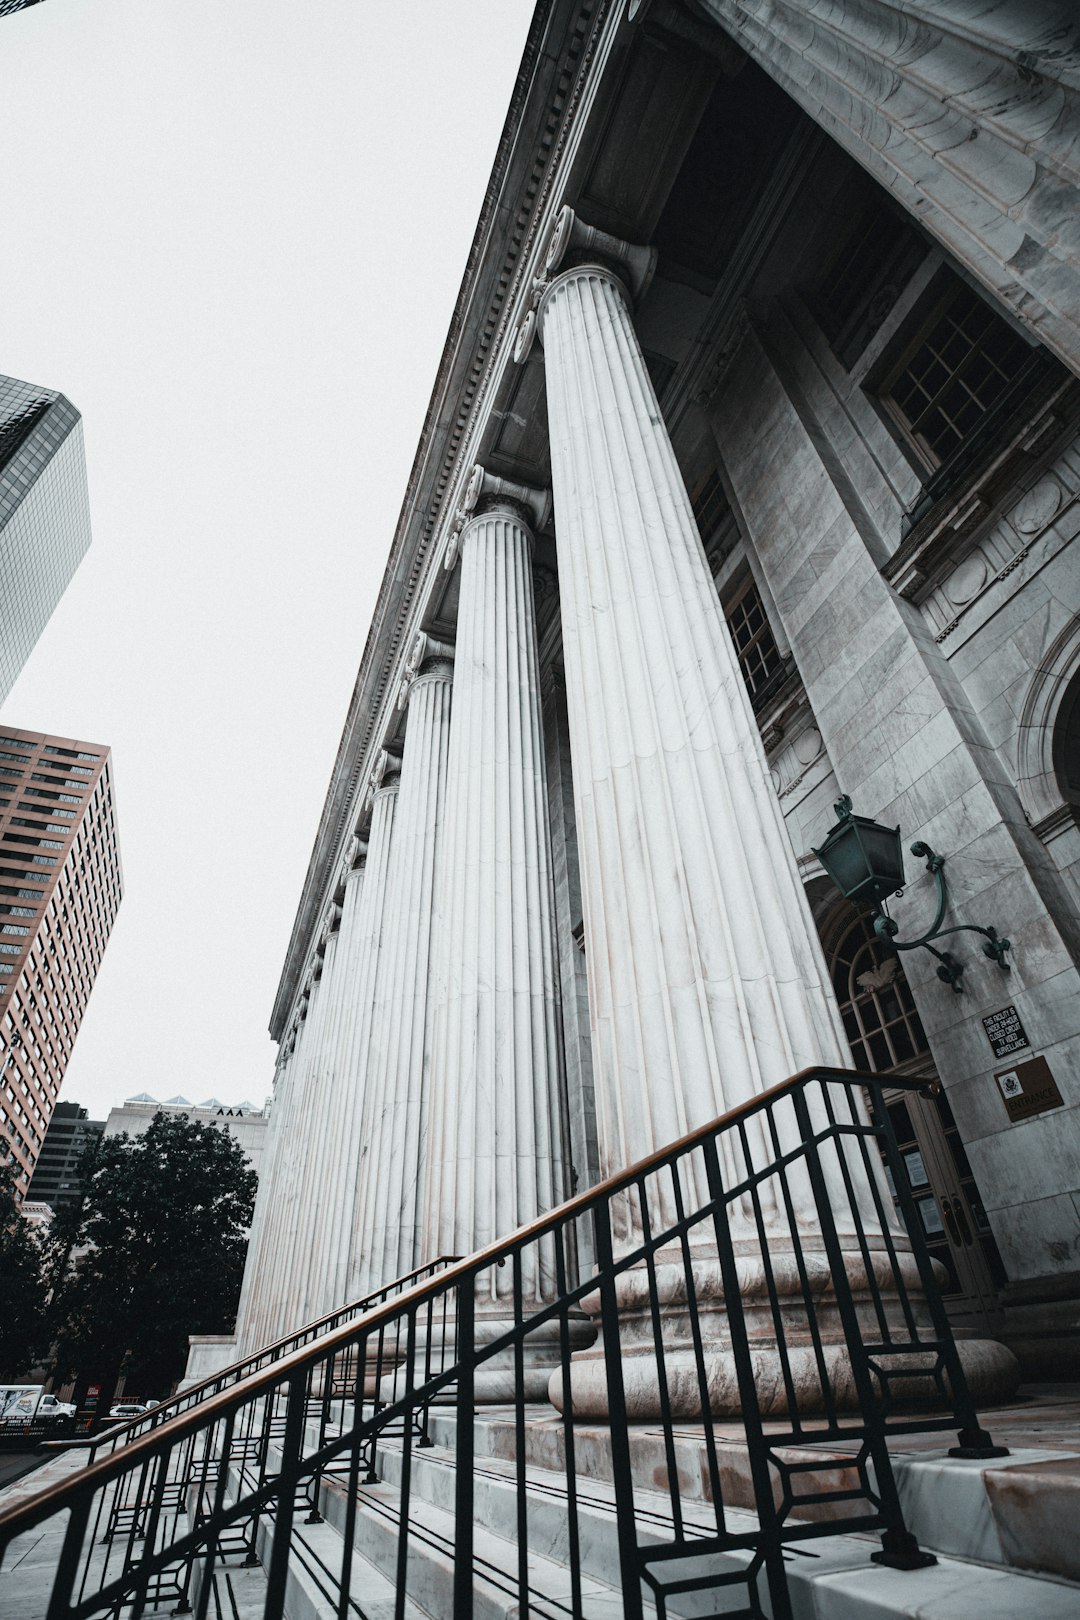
[872,841,1011,993]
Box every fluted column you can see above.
[538,222,852,1182]
[349,659,453,1296]
[421,467,573,1393]
[535,209,870,1414]
[322,780,399,1310]
[244,972,325,1354]
[227,1044,293,1363]
[256,947,337,1346]
[295,877,362,1328]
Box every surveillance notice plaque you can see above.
[994,1055,1064,1123]
[982,1004,1030,1059]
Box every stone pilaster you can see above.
[421,467,572,1395]
[349,658,453,1296]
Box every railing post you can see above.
[862,1081,1009,1460]
[262,1372,306,1620]
[699,1132,795,1620]
[593,1196,645,1620]
[792,1079,935,1571]
[452,1279,475,1619]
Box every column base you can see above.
[383,1311,596,1406]
[547,1249,1020,1420]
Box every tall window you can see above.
[691,472,786,705]
[881,272,1033,469]
[724,577,784,702]
[829,910,930,1073]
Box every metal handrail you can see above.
[56,1254,461,1459]
[0,1067,1007,1620]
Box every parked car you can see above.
[108,1402,151,1420]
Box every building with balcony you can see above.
[0,727,122,1197]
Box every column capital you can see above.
[363,749,402,818]
[515,205,656,361]
[397,633,454,710]
[407,628,456,674]
[446,464,551,569]
[464,462,552,530]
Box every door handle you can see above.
[941,1197,962,1246]
[952,1196,973,1246]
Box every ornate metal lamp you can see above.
[813,796,1011,993]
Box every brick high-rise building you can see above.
[0,726,122,1199]
[0,374,92,706]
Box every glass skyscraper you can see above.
[0,374,92,704]
[0,2,45,17]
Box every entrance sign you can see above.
[982,1005,1030,1059]
[994,1056,1064,1123]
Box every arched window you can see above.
[829,910,930,1073]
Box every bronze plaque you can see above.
[994,1056,1064,1123]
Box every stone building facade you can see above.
[197,0,1080,1386]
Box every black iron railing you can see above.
[54,1255,460,1464]
[0,1068,1005,1620]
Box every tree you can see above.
[50,1112,257,1397]
[0,1161,50,1379]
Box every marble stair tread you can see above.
[316,1468,636,1619]
[888,1448,1080,1583]
[363,1434,1080,1619]
[418,1406,1080,1582]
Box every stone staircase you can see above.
[4,1393,1080,1618]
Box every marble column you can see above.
[349,657,453,1297]
[321,777,399,1312]
[531,206,1009,1416]
[239,969,321,1353]
[421,466,574,1397]
[295,872,363,1328]
[228,1041,294,1364]
[256,943,337,1347]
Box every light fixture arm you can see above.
[872,841,1011,993]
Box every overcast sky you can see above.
[0,0,535,1119]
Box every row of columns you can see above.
[230,203,899,1408]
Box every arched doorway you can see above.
[827,905,1006,1333]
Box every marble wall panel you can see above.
[708,315,1080,1296]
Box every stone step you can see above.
[314,1462,633,1618]
[414,1405,1080,1584]
[360,1431,1080,1619]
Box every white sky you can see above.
[0,0,535,1120]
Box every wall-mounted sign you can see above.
[982,1004,1030,1059]
[995,1055,1064,1123]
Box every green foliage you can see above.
[0,1162,51,1379]
[50,1112,257,1394]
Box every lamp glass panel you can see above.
[860,822,905,892]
